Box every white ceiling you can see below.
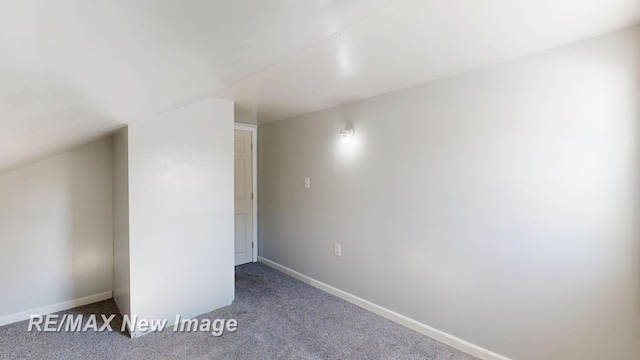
[0,0,389,173]
[1,0,639,173]
[233,0,640,123]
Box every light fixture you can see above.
[339,127,354,143]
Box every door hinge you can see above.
[251,242,254,249]
[251,142,253,151]
[251,192,254,200]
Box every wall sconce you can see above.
[339,128,354,143]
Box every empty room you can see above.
[1,1,639,359]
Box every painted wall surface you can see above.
[0,138,114,321]
[258,26,640,360]
[128,98,234,337]
[112,128,130,318]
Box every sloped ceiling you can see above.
[1,0,639,173]
[233,0,640,123]
[0,0,390,173]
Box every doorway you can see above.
[234,123,257,265]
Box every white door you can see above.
[234,130,253,265]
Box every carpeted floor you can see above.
[0,263,478,360]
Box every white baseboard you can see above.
[258,256,511,360]
[0,291,113,327]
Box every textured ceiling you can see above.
[233,0,640,124]
[0,0,389,173]
[1,0,639,173]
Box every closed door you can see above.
[234,130,253,265]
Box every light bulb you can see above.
[339,128,354,143]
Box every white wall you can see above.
[112,128,130,318]
[258,26,640,360]
[127,98,234,337]
[0,138,114,325]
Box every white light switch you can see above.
[304,177,311,189]
[334,243,341,257]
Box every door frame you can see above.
[234,122,258,262]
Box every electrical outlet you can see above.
[304,177,311,189]
[334,243,341,257]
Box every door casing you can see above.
[234,122,258,263]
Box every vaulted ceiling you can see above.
[1,0,639,173]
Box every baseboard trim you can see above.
[258,256,511,360]
[0,291,113,327]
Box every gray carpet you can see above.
[0,263,478,360]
